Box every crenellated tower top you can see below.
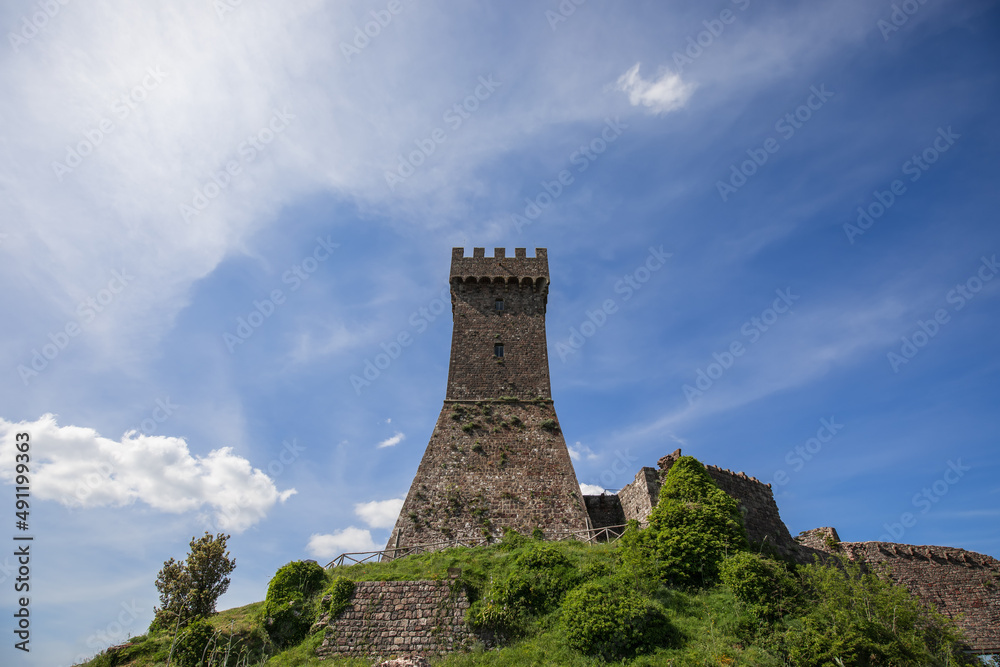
[450,247,549,286]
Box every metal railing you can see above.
[325,524,630,569]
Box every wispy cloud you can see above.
[376,432,406,449]
[568,441,599,462]
[615,63,696,114]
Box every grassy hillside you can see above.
[76,457,986,667]
[76,534,985,667]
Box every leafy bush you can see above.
[467,543,579,636]
[262,560,326,648]
[171,618,218,667]
[497,528,530,551]
[720,551,799,637]
[560,578,675,660]
[770,557,977,667]
[620,456,748,588]
[326,576,355,619]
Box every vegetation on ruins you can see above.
[78,457,983,667]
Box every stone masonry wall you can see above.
[447,248,551,401]
[618,467,661,524]
[387,400,590,551]
[315,580,474,660]
[583,493,625,529]
[386,248,590,552]
[801,537,1000,654]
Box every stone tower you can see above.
[386,248,590,552]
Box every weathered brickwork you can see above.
[800,537,1000,654]
[618,467,661,524]
[315,580,474,660]
[386,249,589,551]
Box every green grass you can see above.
[74,537,977,667]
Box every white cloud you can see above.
[306,527,378,559]
[376,432,405,449]
[580,483,607,495]
[0,414,295,532]
[616,63,696,114]
[568,441,599,462]
[354,498,404,529]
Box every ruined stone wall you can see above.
[655,449,798,557]
[583,493,625,529]
[386,400,590,551]
[800,538,1000,654]
[618,467,661,524]
[315,580,474,660]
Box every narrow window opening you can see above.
[495,299,504,311]
[494,344,504,358]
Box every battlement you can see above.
[450,247,549,284]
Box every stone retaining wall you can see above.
[315,580,474,660]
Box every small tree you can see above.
[153,532,236,631]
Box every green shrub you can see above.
[467,543,579,636]
[262,560,326,648]
[539,419,558,431]
[770,557,976,667]
[720,551,799,637]
[326,576,355,619]
[497,528,530,551]
[561,578,675,660]
[171,618,218,667]
[620,456,748,588]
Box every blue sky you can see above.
[1,0,998,664]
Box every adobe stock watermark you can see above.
[887,254,997,372]
[213,0,247,21]
[129,396,179,437]
[51,66,169,182]
[554,245,672,362]
[512,117,628,233]
[876,0,932,42]
[7,0,72,53]
[179,108,296,222]
[62,462,114,507]
[58,600,144,666]
[879,459,971,542]
[545,0,587,31]
[384,75,502,191]
[16,269,133,386]
[350,284,451,394]
[682,288,799,405]
[224,236,339,353]
[844,126,959,244]
[768,417,845,487]
[340,0,408,62]
[671,0,751,73]
[586,448,640,490]
[201,438,305,533]
[716,84,834,202]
